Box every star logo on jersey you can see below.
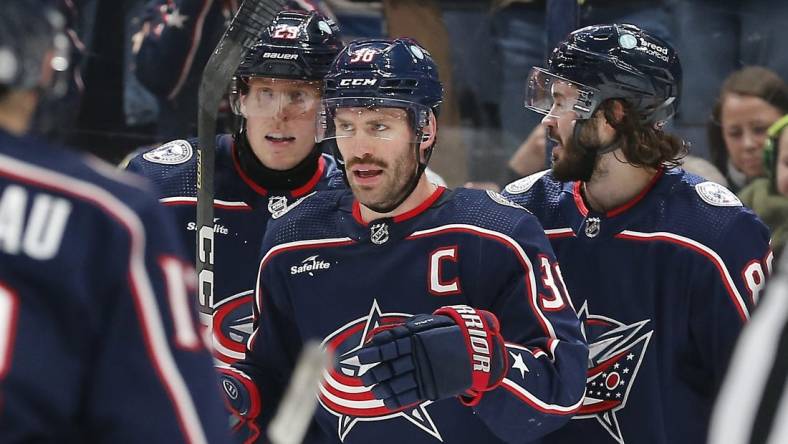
[212,291,254,364]
[165,7,188,29]
[320,300,443,442]
[370,223,389,245]
[574,302,653,444]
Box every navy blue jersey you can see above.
[502,168,773,444]
[0,129,229,443]
[233,186,588,443]
[126,134,339,363]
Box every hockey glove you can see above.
[356,305,508,409]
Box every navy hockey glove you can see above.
[356,305,508,409]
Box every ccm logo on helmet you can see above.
[263,52,298,60]
[339,78,377,87]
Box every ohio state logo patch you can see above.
[503,169,549,195]
[695,181,741,207]
[142,139,193,164]
[575,302,653,444]
[320,300,443,442]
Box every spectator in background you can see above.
[739,114,788,259]
[672,0,788,161]
[707,66,788,193]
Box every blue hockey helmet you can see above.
[526,24,681,128]
[0,1,70,97]
[318,38,443,146]
[236,10,343,82]
[230,10,343,118]
[318,38,445,213]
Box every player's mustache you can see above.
[346,154,388,169]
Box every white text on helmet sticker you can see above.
[349,49,377,63]
[263,52,298,60]
[272,25,299,39]
[339,79,377,87]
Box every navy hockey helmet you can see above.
[230,10,342,118]
[236,10,342,81]
[318,38,444,213]
[0,1,70,97]
[318,38,443,147]
[526,24,681,128]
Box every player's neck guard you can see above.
[234,132,322,192]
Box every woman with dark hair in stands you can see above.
[708,66,788,192]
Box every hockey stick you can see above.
[196,0,286,327]
[267,341,329,444]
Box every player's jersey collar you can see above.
[351,186,447,226]
[572,167,665,218]
[231,136,325,198]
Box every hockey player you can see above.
[127,10,343,364]
[502,24,772,444]
[219,38,588,444]
[0,3,229,442]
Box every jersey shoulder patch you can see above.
[142,139,193,165]
[503,169,549,195]
[486,190,528,211]
[695,181,742,207]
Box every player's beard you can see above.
[346,148,420,214]
[550,120,603,182]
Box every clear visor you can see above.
[230,77,322,118]
[525,67,600,120]
[317,97,429,144]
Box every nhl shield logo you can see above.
[584,217,601,238]
[575,302,653,444]
[370,222,389,245]
[268,195,289,216]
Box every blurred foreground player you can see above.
[219,38,588,443]
[503,24,772,444]
[0,3,229,442]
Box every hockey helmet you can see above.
[230,10,343,118]
[525,24,681,128]
[0,1,70,97]
[317,38,443,146]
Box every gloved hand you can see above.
[356,305,508,409]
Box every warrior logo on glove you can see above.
[319,300,444,442]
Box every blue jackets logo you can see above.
[290,255,331,276]
[575,301,653,444]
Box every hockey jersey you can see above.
[0,129,229,442]
[502,168,772,444]
[126,134,339,363]
[231,186,589,443]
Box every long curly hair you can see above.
[600,100,687,170]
